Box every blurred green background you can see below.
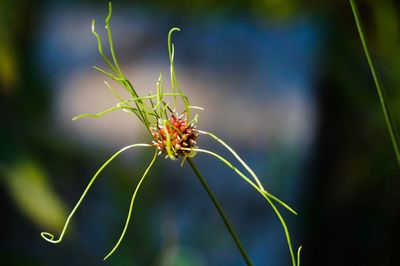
[1,0,399,265]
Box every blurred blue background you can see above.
[1,0,399,265]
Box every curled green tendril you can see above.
[40,144,152,244]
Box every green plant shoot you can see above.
[40,3,302,265]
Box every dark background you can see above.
[1,0,399,265]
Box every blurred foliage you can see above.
[1,159,68,231]
[149,0,302,19]
[372,0,400,116]
[0,0,18,93]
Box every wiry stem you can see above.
[199,130,265,190]
[167,27,190,114]
[297,246,302,266]
[40,144,152,244]
[185,148,298,266]
[103,150,157,260]
[199,130,297,215]
[349,0,400,166]
[187,158,253,266]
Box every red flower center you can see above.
[151,113,199,158]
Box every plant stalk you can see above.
[349,0,400,166]
[187,158,253,266]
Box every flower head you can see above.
[151,113,199,158]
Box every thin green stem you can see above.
[191,132,298,215]
[297,246,302,266]
[186,148,297,266]
[157,73,163,114]
[91,20,118,75]
[104,81,126,102]
[167,28,190,114]
[349,0,400,166]
[187,158,253,266]
[105,2,125,81]
[101,2,153,131]
[103,150,157,260]
[168,28,179,110]
[93,66,123,82]
[41,143,152,244]
[186,147,295,215]
[72,106,135,121]
[199,130,265,190]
